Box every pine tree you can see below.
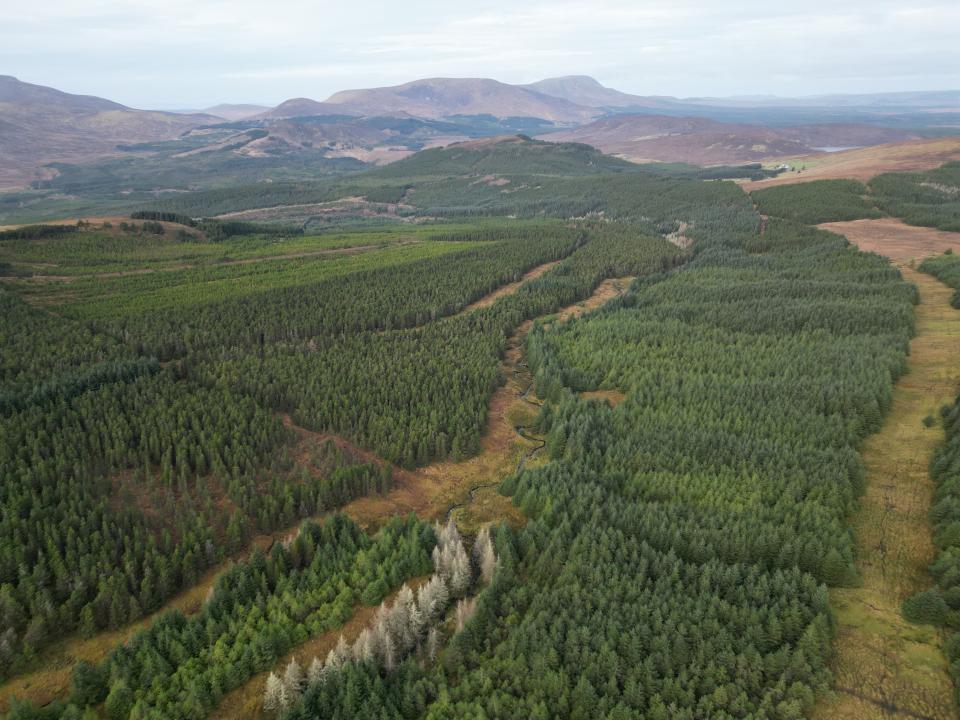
[263,672,287,713]
[307,656,324,686]
[283,658,305,697]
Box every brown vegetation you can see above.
[818,218,960,264]
[744,138,960,188]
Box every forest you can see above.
[0,136,952,719]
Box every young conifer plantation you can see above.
[0,140,939,720]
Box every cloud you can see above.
[1,0,957,107]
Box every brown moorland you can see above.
[743,137,960,188]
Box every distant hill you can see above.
[317,78,599,123]
[370,135,636,178]
[522,75,677,110]
[541,114,919,165]
[256,97,362,120]
[198,104,270,121]
[0,76,217,187]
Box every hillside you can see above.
[0,76,218,187]
[540,114,919,165]
[743,137,960,187]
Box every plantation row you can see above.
[751,179,881,225]
[870,161,960,232]
[43,240,475,322]
[919,251,960,308]
[95,225,581,357]
[750,161,960,231]
[203,226,683,467]
[279,220,915,719]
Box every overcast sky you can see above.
[3,0,959,109]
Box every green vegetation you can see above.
[14,515,434,719]
[751,179,881,224]
[870,161,960,232]
[207,225,682,467]
[902,393,960,702]
[135,137,760,240]
[0,225,78,242]
[85,227,575,349]
[25,240,478,321]
[920,250,960,308]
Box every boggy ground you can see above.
[813,226,960,720]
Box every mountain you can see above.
[318,78,599,123]
[522,75,676,110]
[0,76,217,187]
[539,114,920,165]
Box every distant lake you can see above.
[813,146,864,153]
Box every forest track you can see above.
[812,240,960,719]
[458,259,562,313]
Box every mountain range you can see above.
[1,73,958,188]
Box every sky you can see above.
[2,0,959,109]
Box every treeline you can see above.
[920,250,960,308]
[640,162,782,181]
[394,172,759,238]
[901,395,960,703]
[751,179,881,224]
[0,225,78,242]
[130,212,302,241]
[870,162,960,232]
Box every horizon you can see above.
[3,0,959,108]
[6,71,960,114]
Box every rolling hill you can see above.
[0,76,217,187]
